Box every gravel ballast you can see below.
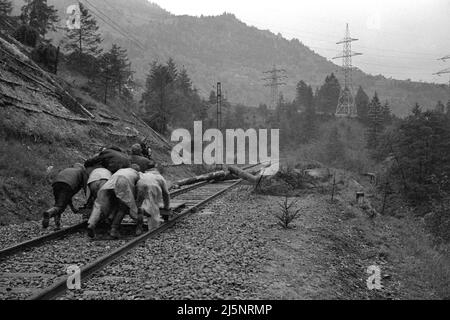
[60,185,272,300]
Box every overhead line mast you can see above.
[434,55,450,88]
[262,65,287,110]
[333,23,362,117]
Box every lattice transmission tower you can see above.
[262,65,287,110]
[333,24,362,117]
[434,55,450,88]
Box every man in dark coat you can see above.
[42,163,88,230]
[84,148,131,174]
[130,144,155,172]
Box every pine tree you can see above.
[141,59,208,132]
[390,109,450,203]
[366,92,384,149]
[383,100,392,124]
[355,86,369,121]
[0,0,12,16]
[446,100,450,115]
[300,91,317,143]
[95,44,133,102]
[166,58,178,81]
[141,61,176,133]
[109,44,132,94]
[295,80,313,111]
[176,67,193,94]
[97,51,114,104]
[208,90,216,105]
[412,103,422,117]
[20,0,58,37]
[316,73,341,114]
[64,2,102,65]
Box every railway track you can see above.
[0,181,209,261]
[0,166,260,300]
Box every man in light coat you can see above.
[85,167,112,210]
[135,166,171,235]
[87,166,140,239]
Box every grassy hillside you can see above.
[0,34,192,224]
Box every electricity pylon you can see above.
[435,55,450,88]
[262,65,287,110]
[333,23,362,117]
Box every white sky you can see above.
[152,0,450,84]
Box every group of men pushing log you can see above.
[42,142,171,239]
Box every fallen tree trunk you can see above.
[227,165,260,184]
[173,170,228,187]
[172,164,266,188]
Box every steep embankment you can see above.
[0,33,189,224]
[34,0,450,115]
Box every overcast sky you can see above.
[153,0,450,84]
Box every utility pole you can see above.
[434,55,450,89]
[333,23,362,117]
[216,82,222,130]
[262,65,287,110]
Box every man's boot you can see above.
[54,214,61,230]
[42,207,58,229]
[110,205,126,239]
[135,210,144,236]
[87,225,96,239]
[110,226,120,239]
[160,208,172,222]
[42,211,50,229]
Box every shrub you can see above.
[426,198,450,242]
[274,196,301,229]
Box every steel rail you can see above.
[0,222,87,261]
[0,180,221,261]
[28,179,244,300]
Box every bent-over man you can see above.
[87,166,140,239]
[135,166,171,235]
[42,163,87,230]
[84,148,130,174]
[130,143,155,172]
[85,167,112,210]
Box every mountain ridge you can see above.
[14,0,450,116]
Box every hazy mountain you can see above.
[14,0,450,116]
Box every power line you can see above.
[243,17,440,58]
[82,0,146,49]
[86,9,145,50]
[80,0,147,50]
[97,0,149,35]
[434,54,450,87]
[309,44,438,61]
